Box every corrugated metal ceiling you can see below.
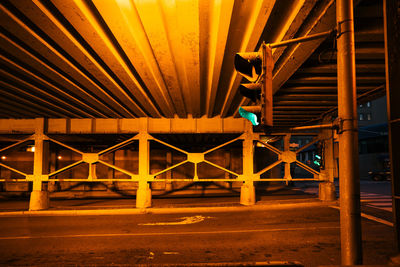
[0,0,386,129]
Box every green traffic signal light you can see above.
[239,107,259,126]
[314,154,321,166]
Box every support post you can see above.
[136,118,151,209]
[240,124,255,205]
[384,0,400,260]
[283,134,292,182]
[29,118,49,211]
[319,116,336,201]
[336,0,362,264]
[88,164,97,180]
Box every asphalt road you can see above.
[295,180,393,224]
[0,204,395,266]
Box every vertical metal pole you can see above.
[137,118,151,208]
[283,134,292,181]
[240,123,256,205]
[29,118,49,211]
[336,0,362,264]
[319,116,336,201]
[33,118,45,191]
[384,0,400,253]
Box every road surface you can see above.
[0,203,395,266]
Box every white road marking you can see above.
[329,205,393,227]
[138,215,211,226]
[163,252,180,255]
[0,226,339,240]
[361,192,392,212]
[148,251,154,260]
[296,186,393,212]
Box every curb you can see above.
[0,200,337,217]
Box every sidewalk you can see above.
[0,185,337,216]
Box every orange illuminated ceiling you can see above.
[0,0,386,128]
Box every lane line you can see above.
[0,226,339,240]
[329,206,393,227]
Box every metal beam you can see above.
[0,34,118,117]
[0,118,251,134]
[202,0,235,117]
[233,0,320,117]
[272,0,336,94]
[219,0,276,117]
[92,0,183,117]
[0,1,136,117]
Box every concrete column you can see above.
[29,118,49,211]
[319,117,336,201]
[136,118,151,209]
[137,180,151,209]
[240,125,255,205]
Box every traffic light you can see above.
[313,142,325,168]
[234,42,273,127]
[313,154,321,166]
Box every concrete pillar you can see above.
[136,118,151,208]
[29,190,49,210]
[29,118,49,211]
[319,117,336,201]
[240,182,255,205]
[136,180,152,209]
[319,182,336,201]
[240,125,256,205]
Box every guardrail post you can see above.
[319,117,336,201]
[136,118,151,209]
[240,124,255,205]
[29,118,49,211]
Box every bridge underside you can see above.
[0,0,387,129]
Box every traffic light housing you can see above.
[234,42,273,127]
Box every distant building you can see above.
[358,96,389,179]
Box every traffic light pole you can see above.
[336,0,362,264]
